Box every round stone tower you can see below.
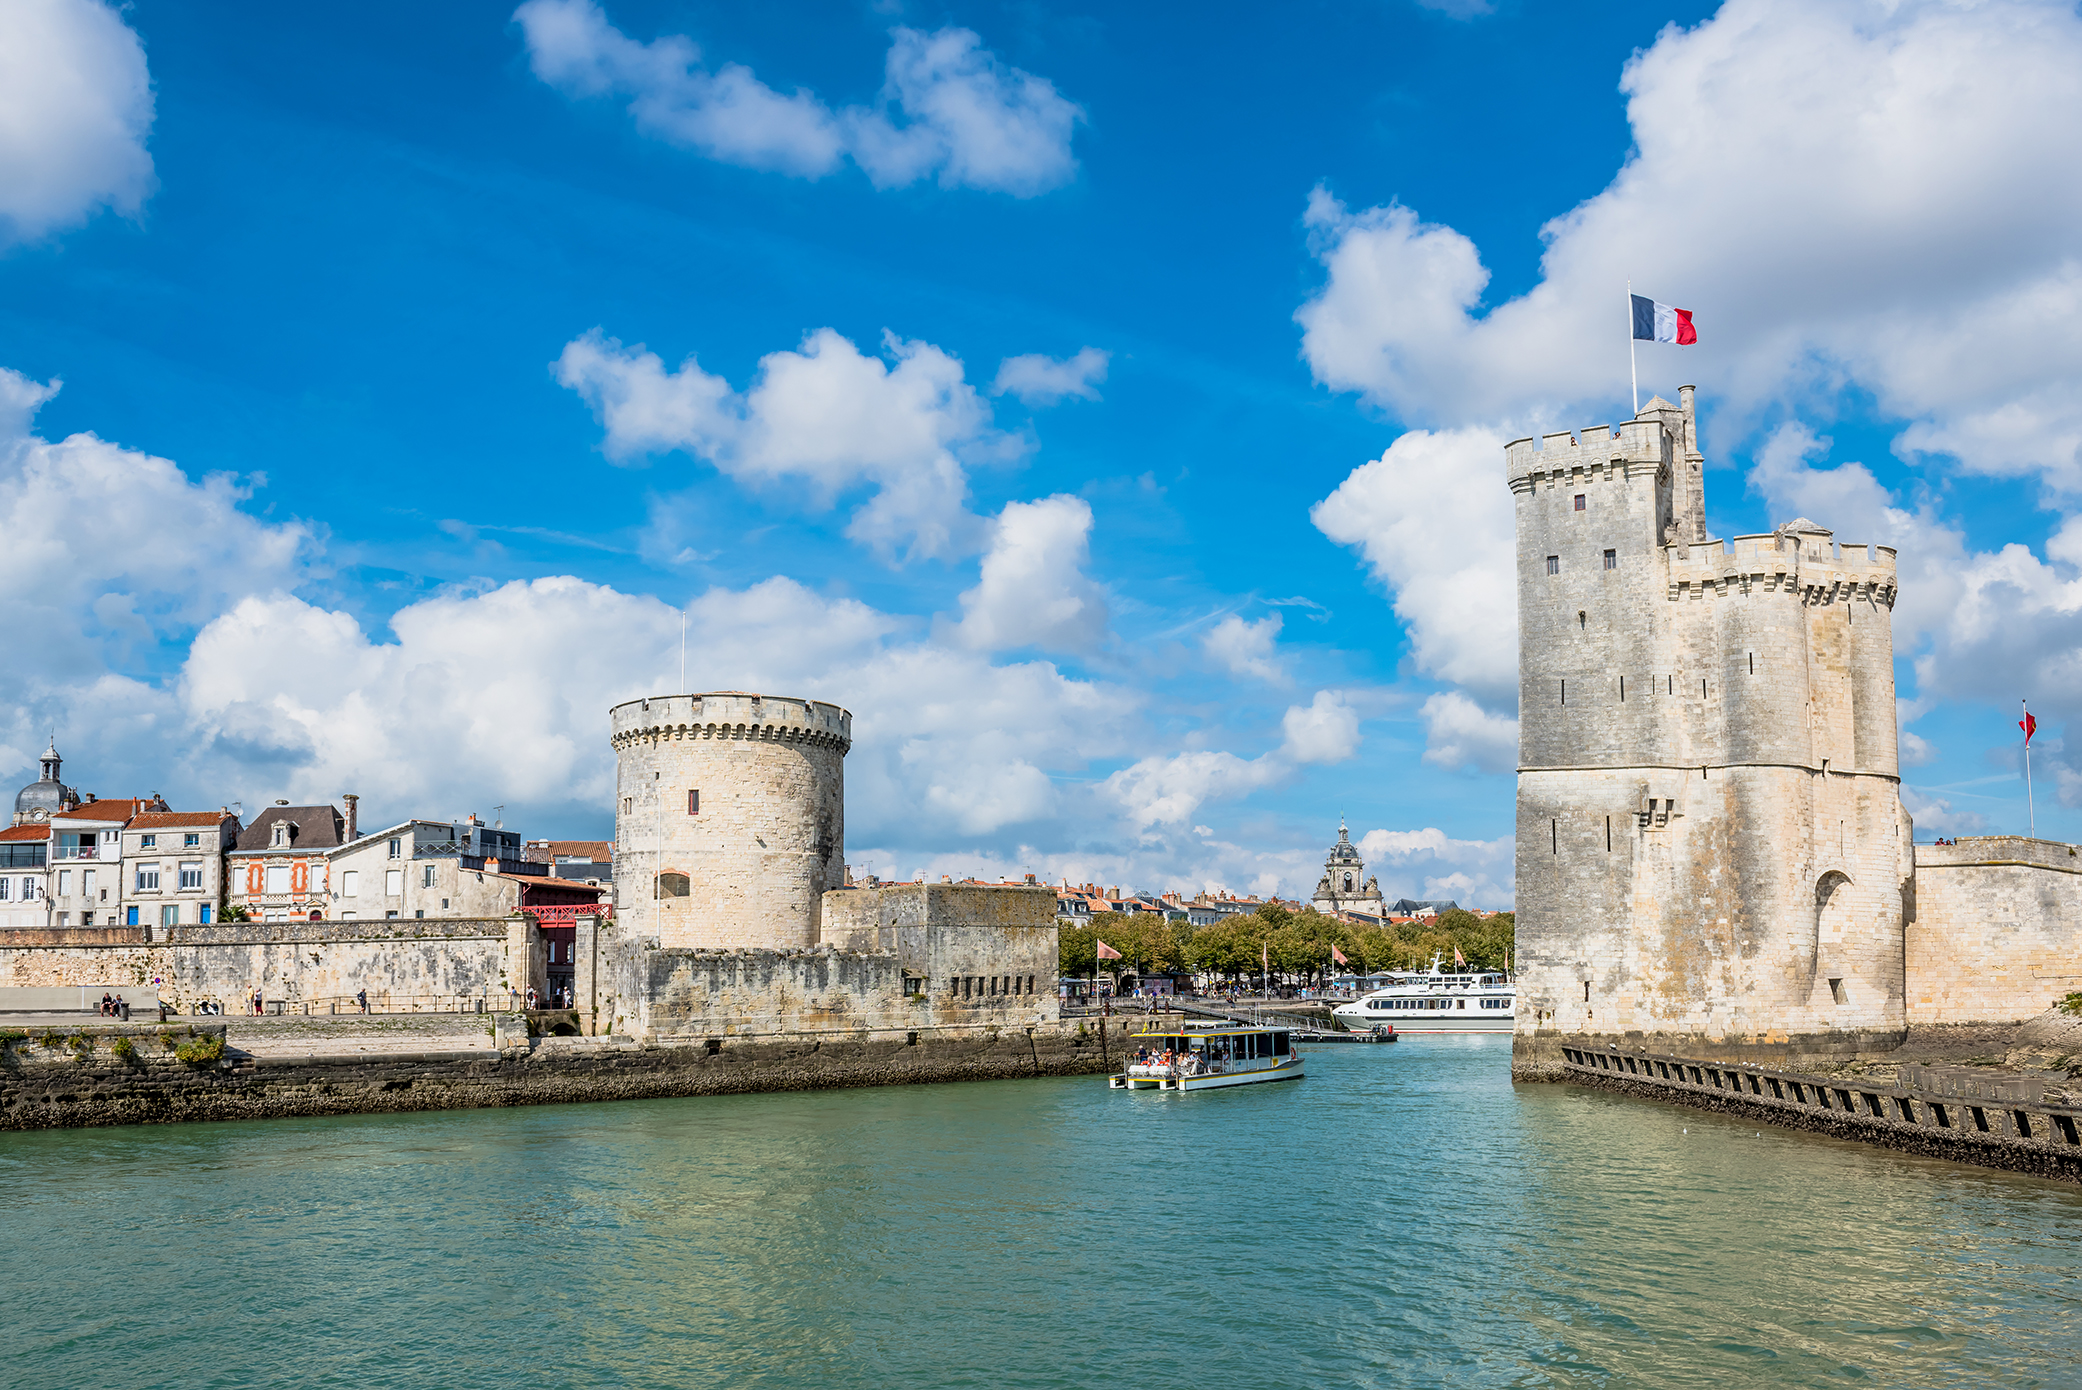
[610,692,851,951]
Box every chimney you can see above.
[342,793,359,841]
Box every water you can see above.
[6,1037,2082,1389]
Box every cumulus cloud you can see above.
[1281,690,1361,765]
[1203,613,1286,684]
[991,348,1108,406]
[1105,690,1361,830]
[1311,425,1515,702]
[555,326,1014,562]
[1418,691,1517,775]
[0,0,155,245]
[954,495,1109,652]
[1297,0,2082,489]
[515,0,1081,195]
[1356,827,1515,908]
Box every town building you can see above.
[118,810,241,934]
[0,823,48,927]
[526,839,612,882]
[1311,820,1386,919]
[48,798,163,927]
[11,740,80,826]
[227,801,352,921]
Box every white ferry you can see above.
[1330,955,1516,1034]
[1108,1024,1304,1092]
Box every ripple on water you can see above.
[4,1036,2082,1389]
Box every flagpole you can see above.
[2024,698,2036,838]
[1628,279,1639,415]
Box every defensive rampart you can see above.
[1909,837,2082,1024]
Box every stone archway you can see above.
[1814,870,1854,1005]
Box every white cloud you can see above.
[515,0,1081,195]
[1281,690,1361,765]
[1296,0,2082,489]
[1104,749,1285,833]
[1356,826,1515,908]
[991,347,1108,406]
[954,495,1109,653]
[555,326,1012,562]
[0,0,154,245]
[1311,425,1515,702]
[1900,788,1991,838]
[1418,691,1517,774]
[1202,613,1286,684]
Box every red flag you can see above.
[1454,947,1467,967]
[1331,945,1348,966]
[2022,712,2037,744]
[1096,939,1122,960]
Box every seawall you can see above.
[0,1017,1128,1132]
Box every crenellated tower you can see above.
[1508,389,1912,1076]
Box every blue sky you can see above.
[6,0,2080,904]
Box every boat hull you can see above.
[1109,1057,1304,1091]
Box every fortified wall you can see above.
[1908,837,2082,1025]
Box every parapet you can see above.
[1665,532,1898,603]
[1505,417,1673,485]
[1915,836,2082,871]
[610,692,852,753]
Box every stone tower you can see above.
[1507,390,1912,1076]
[611,692,851,951]
[1311,820,1384,918]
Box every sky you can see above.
[6,0,2082,907]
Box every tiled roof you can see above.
[534,840,612,859]
[53,799,147,823]
[0,824,47,842]
[233,805,346,852]
[129,812,234,829]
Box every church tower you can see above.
[1507,390,1913,1077]
[1311,819,1385,918]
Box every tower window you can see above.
[655,872,691,898]
[1573,494,1586,511]
[1604,549,1617,570]
[687,789,700,815]
[1546,555,1560,575]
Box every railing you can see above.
[1561,1045,2082,1158]
[176,994,505,1017]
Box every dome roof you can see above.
[14,778,70,819]
[1326,819,1362,864]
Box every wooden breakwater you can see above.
[0,1018,1119,1132]
[1557,1043,2082,1183]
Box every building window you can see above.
[265,864,290,895]
[441,897,449,909]
[140,834,156,849]
[384,869,403,896]
[385,910,399,919]
[178,862,202,890]
[136,865,160,892]
[199,904,213,924]
[272,822,291,847]
[0,878,9,901]
[622,798,633,815]
[688,789,700,815]
[184,833,201,848]
[81,912,94,925]
[422,864,436,888]
[388,838,401,859]
[656,872,691,898]
[1574,494,1586,511]
[162,904,179,928]
[58,869,71,897]
[1604,549,1617,570]
[415,910,425,919]
[1546,555,1560,575]
[342,870,359,896]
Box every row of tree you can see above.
[1058,902,1515,987]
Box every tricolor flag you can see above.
[1096,939,1122,960]
[1631,294,1697,345]
[1331,945,1348,966]
[1454,946,1467,967]
[2021,711,2037,744]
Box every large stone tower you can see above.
[1508,389,1913,1076]
[611,692,851,951]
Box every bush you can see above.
[175,1033,225,1067]
[67,1033,93,1057]
[110,1036,138,1063]
[158,1030,179,1051]
[39,1029,64,1051]
[2059,992,2082,1018]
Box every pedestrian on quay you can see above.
[357,988,369,1015]
[527,986,538,1010]
[252,989,263,1016]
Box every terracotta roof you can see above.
[53,799,147,823]
[129,812,235,830]
[0,824,47,842]
[532,840,611,858]
[491,872,606,900]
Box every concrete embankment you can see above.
[0,1016,1124,1131]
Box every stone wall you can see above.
[0,918,528,1012]
[1908,837,2082,1024]
[0,1020,1118,1131]
[819,882,1059,1019]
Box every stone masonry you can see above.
[1511,389,1914,1077]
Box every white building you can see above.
[118,811,241,935]
[0,824,48,927]
[48,799,158,928]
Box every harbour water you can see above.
[6,1036,2082,1388]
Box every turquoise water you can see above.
[6,1037,2082,1389]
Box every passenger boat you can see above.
[1108,1024,1303,1092]
[1329,955,1516,1034]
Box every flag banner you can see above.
[1331,945,1348,965]
[1631,294,1697,345]
[1454,947,1467,967]
[2022,712,2037,744]
[1096,939,1122,960]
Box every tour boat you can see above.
[1329,955,1516,1034]
[1108,1024,1303,1092]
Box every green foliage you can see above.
[1151,904,1518,986]
[110,1035,138,1063]
[0,1028,27,1044]
[1059,917,1184,979]
[158,1030,180,1051]
[67,1032,92,1057]
[39,1029,64,1051]
[220,903,251,922]
[2058,991,2082,1018]
[175,1033,225,1067]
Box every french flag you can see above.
[1631,294,1697,345]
